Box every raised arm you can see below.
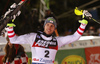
[57,23,86,48]
[57,10,92,48]
[7,27,37,45]
[5,3,36,45]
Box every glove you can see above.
[79,19,88,25]
[7,23,16,27]
[7,19,16,27]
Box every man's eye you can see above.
[47,24,49,26]
[51,25,54,27]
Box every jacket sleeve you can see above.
[7,27,37,45]
[56,23,87,48]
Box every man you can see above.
[6,5,92,64]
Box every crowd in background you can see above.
[83,26,100,36]
[64,26,100,36]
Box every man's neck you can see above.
[43,32,52,37]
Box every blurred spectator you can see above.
[83,30,89,36]
[64,29,72,35]
[83,26,97,36]
[45,10,55,19]
[2,37,28,64]
[44,10,58,22]
[97,28,100,36]
[67,29,72,35]
[88,26,95,36]
[0,28,7,37]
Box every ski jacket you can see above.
[7,24,86,64]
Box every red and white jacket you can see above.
[7,23,86,64]
[3,54,28,64]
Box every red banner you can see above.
[85,46,100,64]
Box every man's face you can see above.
[44,23,55,35]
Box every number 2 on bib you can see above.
[45,50,49,58]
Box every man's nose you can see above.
[48,26,51,29]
